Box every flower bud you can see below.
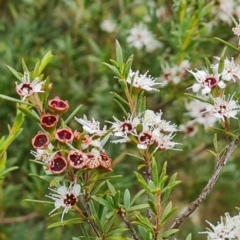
[99,153,113,171]
[32,131,50,149]
[48,97,69,114]
[67,150,89,169]
[55,128,74,144]
[48,154,67,174]
[40,114,58,131]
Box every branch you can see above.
[0,212,38,224]
[79,196,102,237]
[118,209,140,240]
[170,135,240,230]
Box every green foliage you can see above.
[1,0,240,240]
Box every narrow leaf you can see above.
[0,94,33,106]
[6,65,22,81]
[115,40,123,66]
[123,189,131,210]
[106,180,116,195]
[214,37,240,53]
[91,196,113,210]
[151,157,158,186]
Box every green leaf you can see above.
[133,214,154,231]
[37,50,53,76]
[64,104,82,125]
[214,37,240,53]
[105,227,128,237]
[130,189,145,206]
[136,91,146,115]
[148,199,157,215]
[33,60,41,79]
[205,127,238,138]
[103,215,115,233]
[28,173,55,183]
[128,204,149,212]
[22,58,29,72]
[106,180,116,195]
[123,54,133,78]
[17,106,39,122]
[218,46,227,74]
[6,65,22,81]
[79,223,90,240]
[151,157,158,186]
[0,94,33,106]
[206,149,217,157]
[102,62,121,78]
[0,166,18,178]
[47,218,86,229]
[90,181,106,195]
[160,229,179,238]
[159,161,167,189]
[113,99,128,116]
[205,57,213,74]
[91,196,113,210]
[184,93,212,104]
[115,40,123,66]
[113,191,120,207]
[161,201,177,224]
[185,233,192,240]
[110,91,128,106]
[134,172,151,193]
[50,175,65,187]
[109,59,119,68]
[123,189,131,210]
[22,199,53,204]
[213,133,218,152]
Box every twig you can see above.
[170,135,240,230]
[79,196,102,237]
[0,212,39,224]
[143,151,155,223]
[118,209,140,240]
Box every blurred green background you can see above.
[1,0,240,239]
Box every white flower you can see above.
[213,0,235,25]
[137,131,155,149]
[219,0,234,24]
[205,94,240,120]
[200,213,240,239]
[188,69,226,95]
[15,72,45,100]
[75,115,108,136]
[100,19,117,33]
[127,70,161,91]
[46,181,81,223]
[179,122,198,137]
[142,110,178,132]
[213,57,240,82]
[152,131,181,151]
[126,23,161,52]
[186,100,218,128]
[232,19,240,36]
[160,60,190,86]
[30,144,55,164]
[107,114,140,143]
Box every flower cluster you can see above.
[187,40,240,128]
[108,110,180,151]
[200,213,240,239]
[160,60,190,86]
[30,108,113,174]
[126,23,161,52]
